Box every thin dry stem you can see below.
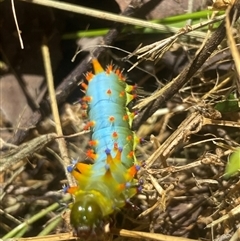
[41,40,75,186]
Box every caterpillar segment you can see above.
[67,59,140,238]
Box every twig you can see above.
[0,133,57,173]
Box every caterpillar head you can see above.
[70,197,106,239]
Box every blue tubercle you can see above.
[67,165,74,173]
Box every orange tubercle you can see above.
[118,183,126,191]
[84,121,95,130]
[126,135,133,141]
[85,72,94,81]
[115,68,120,76]
[81,82,88,90]
[132,93,137,99]
[126,165,137,179]
[109,116,115,123]
[127,151,134,158]
[86,149,97,160]
[106,64,113,74]
[113,142,118,150]
[123,114,129,121]
[119,70,126,81]
[119,91,125,98]
[67,186,78,194]
[82,96,92,103]
[81,103,88,110]
[112,131,118,139]
[126,84,137,92]
[89,140,97,146]
[131,111,137,118]
[107,89,112,96]
[115,69,125,81]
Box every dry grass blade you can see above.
[41,39,75,187]
[11,0,24,49]
[5,232,76,241]
[5,229,199,241]
[19,0,182,33]
[111,228,198,241]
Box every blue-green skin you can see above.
[68,59,139,238]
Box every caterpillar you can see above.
[67,59,140,239]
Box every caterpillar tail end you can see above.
[92,58,104,74]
